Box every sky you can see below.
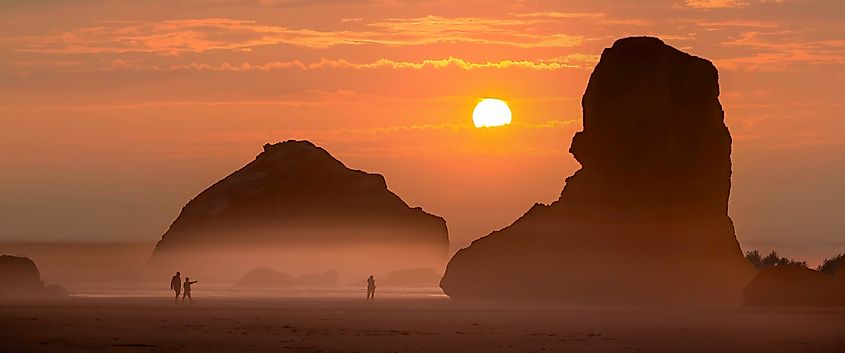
[1,0,843,264]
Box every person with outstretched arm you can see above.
[182,277,198,303]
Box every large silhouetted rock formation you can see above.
[0,255,66,297]
[744,266,845,307]
[440,37,755,305]
[151,140,448,278]
[837,261,845,282]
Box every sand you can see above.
[1,296,844,353]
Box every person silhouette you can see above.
[182,277,198,303]
[366,275,376,300]
[170,272,181,303]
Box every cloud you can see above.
[512,12,605,19]
[513,11,652,26]
[685,0,748,9]
[0,90,576,112]
[693,19,779,28]
[10,60,83,67]
[166,55,596,71]
[0,89,379,112]
[176,0,378,7]
[717,31,845,71]
[353,15,584,48]
[4,16,584,55]
[13,55,599,75]
[683,0,789,9]
[307,56,596,70]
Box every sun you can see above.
[473,98,512,128]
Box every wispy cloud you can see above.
[140,55,597,71]
[512,12,605,19]
[685,0,748,9]
[684,0,789,9]
[309,56,597,70]
[717,31,845,71]
[513,11,652,26]
[0,90,575,112]
[12,55,599,75]
[693,19,780,29]
[366,16,583,48]
[3,16,584,55]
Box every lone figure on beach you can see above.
[170,272,181,303]
[182,277,198,303]
[366,275,376,300]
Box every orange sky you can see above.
[1,0,843,264]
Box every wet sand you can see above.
[1,297,844,353]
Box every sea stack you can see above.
[440,37,755,305]
[836,260,845,282]
[743,265,845,307]
[151,140,449,279]
[0,255,66,297]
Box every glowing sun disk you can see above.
[473,98,512,128]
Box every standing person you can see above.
[170,272,181,303]
[182,277,198,303]
[366,275,376,300]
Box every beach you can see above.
[2,296,844,353]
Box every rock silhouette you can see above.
[440,37,755,305]
[0,255,66,297]
[151,140,448,277]
[295,270,339,287]
[235,267,294,287]
[817,253,843,276]
[744,265,845,307]
[234,268,339,288]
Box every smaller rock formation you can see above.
[235,267,294,287]
[234,267,338,288]
[383,268,442,287]
[743,265,845,307]
[295,270,339,287]
[836,260,845,283]
[0,255,66,297]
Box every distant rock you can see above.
[382,268,441,287]
[234,267,294,287]
[0,255,66,297]
[817,253,844,277]
[235,268,338,288]
[836,260,845,283]
[440,37,755,305]
[744,265,845,307]
[295,270,339,287]
[151,140,449,277]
